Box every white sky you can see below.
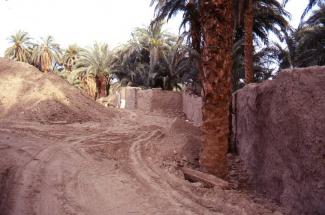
[0,0,309,56]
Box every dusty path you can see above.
[0,112,283,215]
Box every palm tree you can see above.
[232,0,290,87]
[200,0,233,177]
[73,43,112,99]
[233,0,290,84]
[276,4,325,69]
[160,38,200,90]
[151,0,202,92]
[131,22,177,87]
[31,36,62,73]
[110,41,150,87]
[245,0,254,84]
[62,44,81,72]
[296,4,325,66]
[284,0,322,19]
[4,30,32,63]
[126,22,177,87]
[151,0,201,53]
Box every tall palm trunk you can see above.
[148,47,159,87]
[244,0,254,84]
[190,21,201,54]
[200,0,233,178]
[96,75,109,98]
[43,50,51,73]
[188,0,201,54]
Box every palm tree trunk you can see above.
[96,75,109,98]
[190,23,201,54]
[188,0,201,54]
[148,47,159,87]
[244,0,254,84]
[200,0,233,178]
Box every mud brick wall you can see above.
[123,88,183,116]
[233,67,325,215]
[120,88,203,122]
[182,92,202,125]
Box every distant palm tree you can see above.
[31,36,62,73]
[151,0,202,94]
[132,22,177,87]
[160,39,199,90]
[110,41,150,87]
[151,0,201,53]
[73,43,112,99]
[276,4,325,69]
[62,45,81,72]
[233,0,290,84]
[232,0,290,88]
[4,30,32,63]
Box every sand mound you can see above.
[0,58,117,123]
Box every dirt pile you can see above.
[234,66,325,214]
[0,58,117,123]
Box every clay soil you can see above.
[0,59,284,215]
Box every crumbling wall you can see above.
[120,88,183,116]
[234,67,325,215]
[117,88,203,120]
[136,89,154,112]
[150,89,183,115]
[125,87,139,110]
[182,92,202,125]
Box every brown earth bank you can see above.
[0,58,285,214]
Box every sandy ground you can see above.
[0,59,284,215]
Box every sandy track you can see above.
[0,119,199,215]
[0,113,284,215]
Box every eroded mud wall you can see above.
[234,67,325,214]
[122,88,183,116]
[182,93,202,125]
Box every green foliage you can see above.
[283,0,322,19]
[276,4,325,70]
[62,44,81,72]
[73,43,112,80]
[4,30,32,63]
[30,36,62,73]
[232,0,290,90]
[111,23,198,90]
[151,0,201,51]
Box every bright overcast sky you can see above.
[0,0,309,56]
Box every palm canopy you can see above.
[160,38,200,90]
[284,0,323,19]
[131,22,178,86]
[31,36,62,73]
[234,0,291,44]
[269,3,325,72]
[62,44,81,72]
[110,41,150,87]
[4,30,32,63]
[293,4,325,67]
[67,43,113,99]
[151,0,201,52]
[111,26,197,90]
[232,0,290,88]
[73,43,112,81]
[133,22,177,58]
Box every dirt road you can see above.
[0,112,284,215]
